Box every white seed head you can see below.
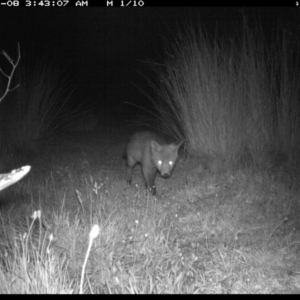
[89,224,100,240]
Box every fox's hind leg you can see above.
[126,166,133,185]
[126,156,136,185]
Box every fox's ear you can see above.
[178,140,185,147]
[151,141,162,152]
[170,139,184,151]
[176,140,185,149]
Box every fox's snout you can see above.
[157,161,173,178]
[160,172,170,178]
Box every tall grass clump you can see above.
[2,56,73,153]
[150,19,300,169]
[0,210,74,293]
[272,33,300,162]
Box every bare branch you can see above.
[0,67,10,78]
[0,43,21,103]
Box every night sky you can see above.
[0,7,299,125]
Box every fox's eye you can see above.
[158,160,162,165]
[169,161,173,166]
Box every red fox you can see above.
[124,131,184,195]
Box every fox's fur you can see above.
[124,131,183,195]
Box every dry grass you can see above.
[0,145,299,294]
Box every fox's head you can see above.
[151,140,184,178]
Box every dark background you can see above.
[0,7,299,125]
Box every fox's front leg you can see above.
[143,167,157,196]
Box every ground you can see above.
[0,126,300,293]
